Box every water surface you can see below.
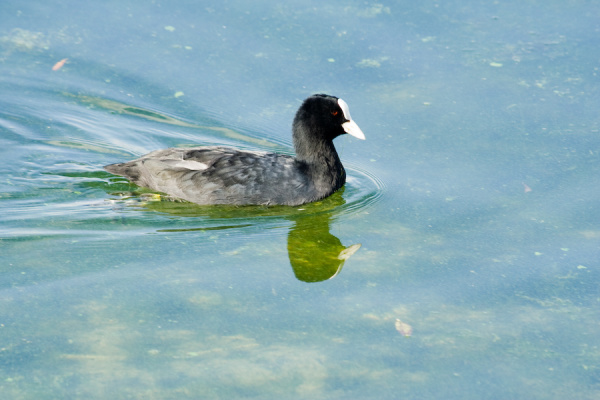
[1,1,600,399]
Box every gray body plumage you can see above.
[105,146,343,206]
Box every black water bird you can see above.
[104,94,365,206]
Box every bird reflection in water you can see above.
[287,212,361,282]
[107,182,361,282]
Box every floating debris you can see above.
[395,319,413,337]
[356,58,382,68]
[356,57,389,68]
[523,182,532,193]
[52,58,68,71]
[357,3,391,17]
[0,28,49,51]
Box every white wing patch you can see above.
[168,160,209,170]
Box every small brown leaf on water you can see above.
[395,319,413,337]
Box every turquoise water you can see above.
[2,1,600,399]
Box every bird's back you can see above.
[104,146,321,205]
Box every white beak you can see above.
[342,119,366,140]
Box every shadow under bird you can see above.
[104,94,366,206]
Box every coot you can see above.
[104,94,365,206]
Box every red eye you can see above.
[331,110,338,116]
